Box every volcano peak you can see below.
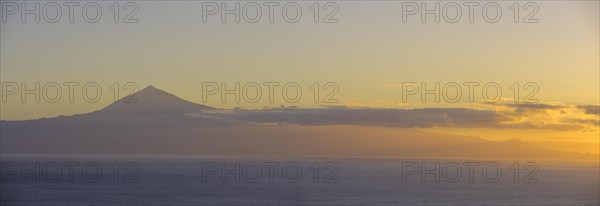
[100,85,212,114]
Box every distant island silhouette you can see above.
[1,86,595,160]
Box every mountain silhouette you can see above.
[100,85,213,115]
[0,86,595,160]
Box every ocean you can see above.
[1,155,598,205]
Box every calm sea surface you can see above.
[1,155,598,205]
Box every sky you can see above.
[1,1,598,154]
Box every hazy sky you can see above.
[1,1,598,153]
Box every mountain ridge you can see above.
[0,85,213,122]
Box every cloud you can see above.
[577,105,600,116]
[191,105,596,131]
[504,103,568,110]
[487,102,569,115]
[222,107,503,128]
[491,122,586,131]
